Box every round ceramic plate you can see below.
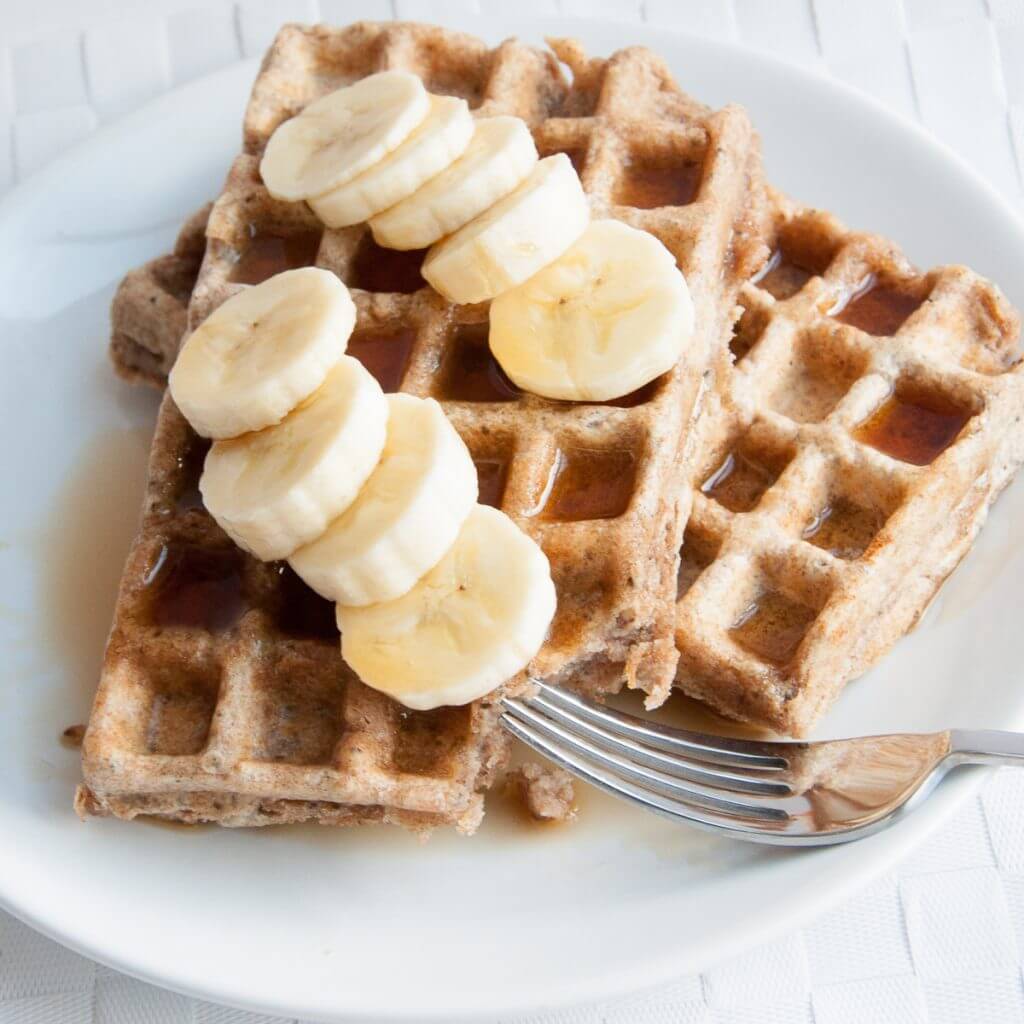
[2,16,1023,1024]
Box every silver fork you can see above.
[500,683,1024,846]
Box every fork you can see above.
[500,683,1024,846]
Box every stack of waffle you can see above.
[78,22,768,831]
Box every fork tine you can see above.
[502,699,790,822]
[525,692,792,796]
[500,711,792,840]
[533,682,792,770]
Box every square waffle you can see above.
[80,21,769,830]
[673,189,1024,735]
[554,40,1024,735]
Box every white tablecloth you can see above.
[2,2,1024,1021]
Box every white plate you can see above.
[1,17,1023,1023]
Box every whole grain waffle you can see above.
[672,190,1024,735]
[77,388,508,832]
[81,21,768,829]
[108,205,210,388]
[552,39,1024,735]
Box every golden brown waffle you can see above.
[77,390,510,832]
[108,205,210,388]
[674,189,1024,735]
[552,39,1024,735]
[82,21,768,829]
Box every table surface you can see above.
[3,2,1024,1022]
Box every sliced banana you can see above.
[308,95,474,228]
[168,268,355,440]
[337,504,556,710]
[201,356,387,561]
[489,220,694,402]
[289,394,477,606]
[260,71,430,202]
[370,116,538,250]
[421,153,590,305]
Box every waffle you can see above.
[108,205,210,388]
[672,190,1024,735]
[80,21,768,830]
[552,39,1024,735]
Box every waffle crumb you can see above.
[508,763,577,822]
[61,724,86,749]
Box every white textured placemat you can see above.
[2,2,1023,1021]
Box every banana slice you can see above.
[337,505,556,710]
[308,95,474,228]
[421,153,589,305]
[289,394,477,606]
[169,268,355,440]
[489,220,694,402]
[370,116,538,250]
[260,71,430,202]
[201,356,387,560]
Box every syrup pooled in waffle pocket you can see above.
[80,23,765,831]
[668,189,1024,735]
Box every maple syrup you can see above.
[730,589,817,666]
[538,447,637,521]
[33,428,153,727]
[347,326,416,393]
[753,247,828,301]
[173,437,211,511]
[677,527,720,599]
[142,543,246,632]
[702,446,786,513]
[229,227,321,285]
[474,457,510,508]
[392,705,472,776]
[802,497,885,560]
[439,323,522,402]
[854,389,972,466]
[145,671,219,755]
[830,274,924,336]
[272,564,339,640]
[350,235,426,293]
[616,159,702,209]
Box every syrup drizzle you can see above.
[347,326,416,393]
[474,458,510,509]
[730,590,817,666]
[830,274,924,336]
[616,160,702,209]
[229,228,321,286]
[142,543,246,632]
[350,236,426,294]
[538,448,637,521]
[854,390,972,466]
[702,448,785,513]
[440,323,522,402]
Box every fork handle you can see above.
[948,729,1024,767]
